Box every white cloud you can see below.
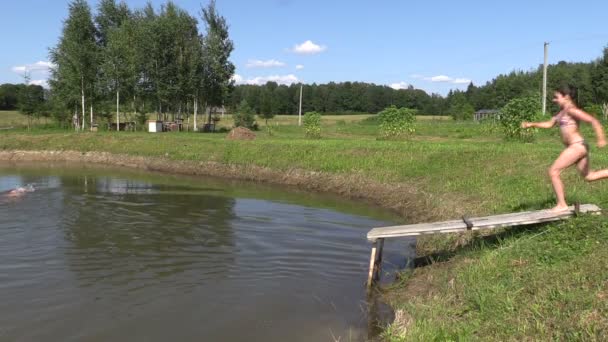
[233,74,300,86]
[11,61,55,88]
[452,78,472,84]
[415,74,471,85]
[389,81,409,90]
[291,40,326,55]
[29,79,49,88]
[231,74,244,83]
[12,66,27,73]
[427,75,452,82]
[33,61,55,70]
[295,64,304,70]
[11,61,55,74]
[246,59,286,68]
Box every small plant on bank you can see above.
[478,115,500,135]
[233,99,256,129]
[303,111,321,139]
[259,110,276,136]
[500,96,541,142]
[378,106,416,139]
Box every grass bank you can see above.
[0,110,53,129]
[1,111,608,339]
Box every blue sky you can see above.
[1,0,607,95]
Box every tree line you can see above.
[449,46,608,118]
[228,45,608,119]
[0,83,45,112]
[48,0,234,130]
[228,82,447,116]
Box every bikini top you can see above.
[554,109,578,128]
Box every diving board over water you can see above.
[366,204,601,289]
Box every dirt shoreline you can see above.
[0,150,442,223]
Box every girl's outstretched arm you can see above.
[568,108,607,147]
[521,117,556,129]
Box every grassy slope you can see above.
[1,112,608,339]
[383,215,608,341]
[0,110,53,129]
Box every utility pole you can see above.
[542,42,549,115]
[298,83,303,126]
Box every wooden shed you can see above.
[474,109,500,121]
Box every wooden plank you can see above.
[367,204,601,241]
[368,219,468,241]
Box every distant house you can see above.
[474,109,500,121]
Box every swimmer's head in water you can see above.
[4,184,35,196]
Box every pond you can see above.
[0,163,414,341]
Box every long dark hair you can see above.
[556,84,578,105]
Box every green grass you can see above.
[2,113,608,339]
[383,216,608,341]
[0,111,53,129]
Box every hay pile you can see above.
[226,127,256,140]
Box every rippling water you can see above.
[0,164,414,341]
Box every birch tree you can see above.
[97,0,132,130]
[49,0,99,131]
[200,0,235,125]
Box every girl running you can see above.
[521,85,607,212]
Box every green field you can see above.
[0,111,53,129]
[0,110,451,130]
[1,110,607,340]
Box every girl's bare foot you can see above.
[549,205,570,213]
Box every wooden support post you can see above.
[367,238,385,289]
[374,238,385,281]
[367,240,378,289]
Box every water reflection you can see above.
[59,175,237,289]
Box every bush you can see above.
[136,111,148,127]
[479,116,500,135]
[450,102,475,121]
[378,106,416,139]
[500,96,541,142]
[303,111,321,139]
[233,100,256,129]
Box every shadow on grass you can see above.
[410,198,565,268]
[413,221,551,268]
[509,197,557,212]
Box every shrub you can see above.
[259,110,276,135]
[500,96,541,142]
[303,111,321,139]
[479,116,500,135]
[450,101,475,121]
[378,106,416,139]
[233,100,256,129]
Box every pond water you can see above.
[0,163,414,341]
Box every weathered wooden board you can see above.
[367,204,601,241]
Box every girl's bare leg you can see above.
[583,160,608,181]
[548,145,587,212]
[577,154,589,178]
[576,149,608,181]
